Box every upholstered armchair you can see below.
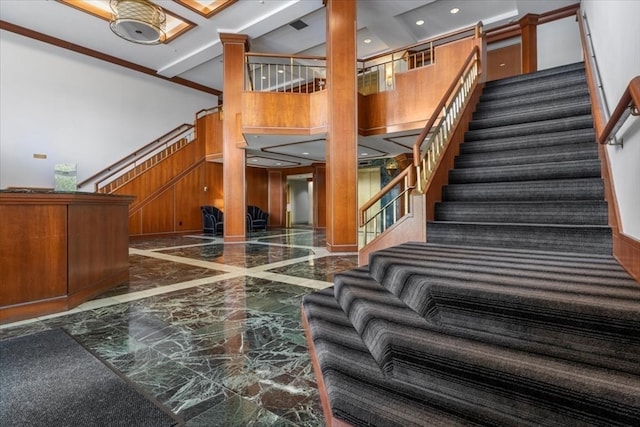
[247,205,269,231]
[201,205,224,235]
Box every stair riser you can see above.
[448,160,602,184]
[464,116,594,141]
[469,103,592,130]
[455,146,599,169]
[482,73,587,99]
[476,85,588,113]
[461,129,596,154]
[484,62,586,88]
[426,223,612,254]
[434,203,608,225]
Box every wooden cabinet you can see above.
[0,191,134,324]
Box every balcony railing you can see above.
[245,52,326,93]
[357,23,481,95]
[359,166,415,247]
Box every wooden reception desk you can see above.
[0,191,135,324]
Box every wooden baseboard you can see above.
[613,230,640,282]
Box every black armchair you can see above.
[201,205,224,235]
[247,205,269,231]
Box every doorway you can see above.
[287,174,313,227]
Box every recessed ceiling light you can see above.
[363,38,372,44]
[277,69,284,74]
[276,162,281,165]
[361,152,368,156]
[261,76,266,79]
[252,159,258,162]
[416,19,424,26]
[302,152,309,155]
[450,7,460,14]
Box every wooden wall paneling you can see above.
[129,209,142,235]
[174,165,206,232]
[487,43,522,81]
[202,111,223,157]
[242,92,311,132]
[246,167,269,212]
[67,203,129,303]
[309,90,329,132]
[359,38,475,135]
[0,204,68,306]
[268,170,284,227]
[140,188,176,234]
[204,162,224,208]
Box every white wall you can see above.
[537,16,583,70]
[0,30,216,190]
[581,0,640,239]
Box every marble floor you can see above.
[0,228,359,426]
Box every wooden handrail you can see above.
[77,123,193,189]
[486,3,579,43]
[128,158,205,214]
[195,104,222,119]
[598,76,640,145]
[246,52,326,61]
[413,46,480,166]
[359,166,415,226]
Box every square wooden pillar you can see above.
[326,0,358,252]
[220,33,249,242]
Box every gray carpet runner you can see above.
[302,62,640,426]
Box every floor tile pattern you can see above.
[1,228,358,426]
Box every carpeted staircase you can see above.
[302,62,640,426]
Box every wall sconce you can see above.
[385,158,399,176]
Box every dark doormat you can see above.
[0,328,183,427]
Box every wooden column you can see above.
[326,0,358,252]
[220,33,249,242]
[519,14,539,74]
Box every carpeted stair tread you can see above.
[484,62,585,87]
[434,201,608,225]
[367,244,637,297]
[463,115,594,141]
[442,178,605,202]
[469,98,592,130]
[475,83,588,113]
[460,128,596,154]
[454,143,598,169]
[302,288,515,427]
[325,272,640,426]
[426,221,611,254]
[448,158,602,184]
[333,266,640,375]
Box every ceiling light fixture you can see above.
[450,7,460,14]
[363,38,372,44]
[109,0,166,45]
[416,19,424,26]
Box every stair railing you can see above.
[245,52,326,93]
[359,166,415,246]
[579,11,640,147]
[414,46,480,193]
[77,106,222,193]
[77,123,193,192]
